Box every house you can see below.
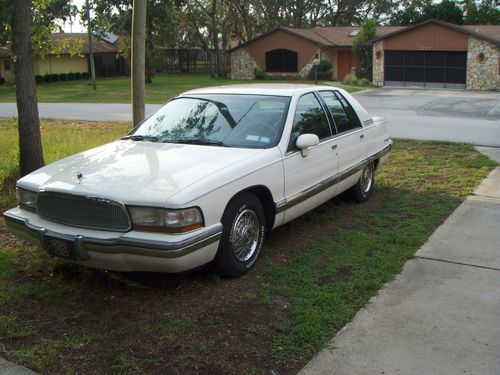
[229,25,405,81]
[371,19,500,90]
[0,33,126,83]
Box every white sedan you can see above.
[4,84,391,277]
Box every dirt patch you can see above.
[317,266,353,286]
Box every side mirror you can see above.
[296,134,320,157]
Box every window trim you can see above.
[286,92,333,152]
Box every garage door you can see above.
[385,51,467,89]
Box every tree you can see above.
[11,0,44,176]
[390,0,464,25]
[84,0,96,91]
[131,0,146,126]
[464,0,500,24]
[352,19,377,80]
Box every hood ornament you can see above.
[77,172,83,184]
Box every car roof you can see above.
[180,83,343,97]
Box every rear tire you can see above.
[214,192,265,278]
[350,162,374,203]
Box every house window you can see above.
[265,49,298,72]
[4,59,10,71]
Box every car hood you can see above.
[18,140,264,206]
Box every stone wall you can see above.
[372,41,384,86]
[298,49,321,78]
[466,36,500,91]
[230,47,259,80]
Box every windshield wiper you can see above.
[121,135,159,142]
[163,138,227,147]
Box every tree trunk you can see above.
[210,0,221,77]
[145,27,154,84]
[131,0,147,126]
[12,0,44,176]
[86,0,96,91]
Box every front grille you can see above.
[37,193,131,232]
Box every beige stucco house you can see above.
[0,33,125,83]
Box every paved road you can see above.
[353,88,500,147]
[1,88,500,146]
[299,149,500,375]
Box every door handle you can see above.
[360,134,364,139]
[331,145,337,150]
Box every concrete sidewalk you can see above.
[0,358,36,375]
[299,149,500,375]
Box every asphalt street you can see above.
[1,87,499,146]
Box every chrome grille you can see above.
[37,193,131,232]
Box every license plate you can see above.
[45,237,76,259]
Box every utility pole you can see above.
[131,0,146,126]
[86,0,96,91]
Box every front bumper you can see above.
[3,207,222,273]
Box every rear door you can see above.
[318,90,366,193]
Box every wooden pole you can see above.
[131,0,146,126]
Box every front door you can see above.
[282,92,338,223]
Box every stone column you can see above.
[466,36,500,91]
[372,41,384,87]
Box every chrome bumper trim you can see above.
[276,142,392,213]
[3,211,222,259]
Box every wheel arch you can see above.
[226,185,276,231]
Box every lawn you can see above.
[0,119,497,374]
[0,74,363,104]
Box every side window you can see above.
[334,91,362,129]
[319,91,362,133]
[289,93,331,150]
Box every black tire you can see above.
[350,162,375,203]
[214,192,266,278]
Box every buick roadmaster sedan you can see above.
[4,85,391,277]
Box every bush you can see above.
[342,74,359,86]
[67,72,75,81]
[59,73,67,81]
[35,75,43,84]
[358,77,372,87]
[43,74,52,83]
[82,72,90,80]
[51,74,59,82]
[317,59,333,72]
[74,72,82,80]
[253,68,265,80]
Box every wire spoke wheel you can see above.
[360,163,373,195]
[230,209,260,262]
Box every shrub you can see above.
[43,74,52,83]
[51,74,59,82]
[358,77,372,87]
[317,59,333,72]
[342,74,359,86]
[35,75,43,84]
[59,73,67,81]
[67,72,75,81]
[81,72,90,80]
[253,68,265,80]
[74,72,82,80]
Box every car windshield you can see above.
[129,94,290,148]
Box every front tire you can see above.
[350,162,374,203]
[214,192,265,278]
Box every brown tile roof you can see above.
[310,26,406,47]
[372,19,500,46]
[0,33,118,58]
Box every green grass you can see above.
[0,119,497,374]
[0,74,363,104]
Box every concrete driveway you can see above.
[353,88,500,147]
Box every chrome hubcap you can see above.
[230,209,260,262]
[360,163,373,195]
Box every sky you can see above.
[61,0,86,33]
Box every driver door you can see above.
[282,92,339,224]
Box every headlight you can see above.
[16,188,38,211]
[128,206,203,233]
